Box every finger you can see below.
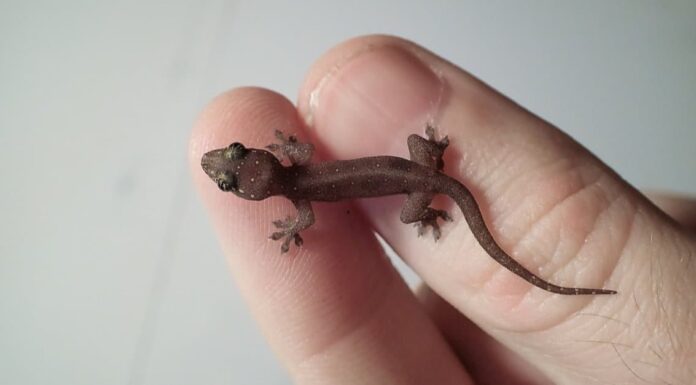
[189,88,471,384]
[298,35,696,383]
[644,191,696,231]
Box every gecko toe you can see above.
[432,226,442,241]
[414,217,445,241]
[439,210,453,222]
[279,233,296,254]
[293,233,303,247]
[280,242,290,253]
[270,224,304,253]
[425,124,436,140]
[415,223,426,237]
[272,216,295,229]
[273,130,285,140]
[439,135,449,148]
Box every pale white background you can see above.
[1,1,695,384]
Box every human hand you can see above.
[190,35,696,384]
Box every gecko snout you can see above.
[200,150,219,180]
[200,148,234,180]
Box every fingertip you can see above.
[297,35,447,158]
[297,34,409,125]
[189,87,297,175]
[189,87,306,262]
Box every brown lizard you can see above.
[201,126,616,295]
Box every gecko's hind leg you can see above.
[401,192,453,241]
[266,130,315,166]
[403,125,452,240]
[407,124,449,170]
[270,200,315,253]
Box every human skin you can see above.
[189,35,696,384]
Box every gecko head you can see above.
[201,142,280,200]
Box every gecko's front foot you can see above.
[414,209,452,241]
[266,130,314,166]
[270,216,304,253]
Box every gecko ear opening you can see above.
[225,142,248,160]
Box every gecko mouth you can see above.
[200,151,218,180]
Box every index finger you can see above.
[189,88,471,383]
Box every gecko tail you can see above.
[447,180,617,296]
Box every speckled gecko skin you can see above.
[201,127,616,295]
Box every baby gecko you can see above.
[201,126,616,295]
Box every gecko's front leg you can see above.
[265,131,317,253]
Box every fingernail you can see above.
[305,46,444,153]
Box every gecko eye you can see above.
[225,142,248,160]
[216,174,237,192]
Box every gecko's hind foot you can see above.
[414,209,452,241]
[423,124,449,170]
[415,220,442,240]
[425,124,449,150]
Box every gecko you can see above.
[200,126,617,295]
